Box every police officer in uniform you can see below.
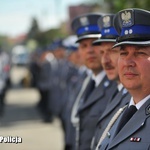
[33,47,53,122]
[46,39,66,118]
[91,14,131,150]
[71,13,117,150]
[98,8,150,150]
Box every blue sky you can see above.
[0,0,86,37]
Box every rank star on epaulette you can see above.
[121,10,134,27]
[104,81,110,87]
[122,88,128,95]
[103,16,111,28]
[80,17,89,26]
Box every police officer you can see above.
[46,39,66,118]
[98,8,150,150]
[91,14,131,150]
[32,46,53,122]
[71,13,117,150]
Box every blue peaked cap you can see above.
[113,8,150,48]
[71,13,104,42]
[93,14,119,45]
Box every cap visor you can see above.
[93,39,116,45]
[113,40,150,48]
[76,34,101,43]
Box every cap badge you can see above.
[121,11,132,27]
[80,17,89,26]
[103,16,111,28]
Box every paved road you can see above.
[0,66,64,150]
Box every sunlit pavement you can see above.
[0,66,64,150]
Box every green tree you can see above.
[0,35,12,52]
[26,17,68,47]
[35,28,68,47]
[26,17,40,40]
[105,0,150,13]
[85,0,150,13]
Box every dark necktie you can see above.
[83,79,95,101]
[115,105,137,135]
[109,88,119,102]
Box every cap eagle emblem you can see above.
[121,11,132,27]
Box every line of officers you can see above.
[29,8,150,150]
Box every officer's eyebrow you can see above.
[135,45,144,50]
[119,45,126,51]
[135,45,150,51]
[119,45,149,51]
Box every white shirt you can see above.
[129,94,150,110]
[92,70,106,87]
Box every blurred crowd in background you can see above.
[0,35,88,149]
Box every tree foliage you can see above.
[0,35,13,52]
[105,0,150,13]
[34,28,68,47]
[26,17,40,40]
[26,17,68,47]
[80,0,150,14]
